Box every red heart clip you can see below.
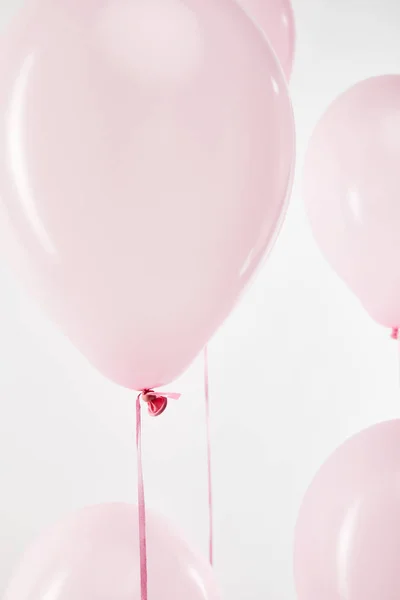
[141,392,168,417]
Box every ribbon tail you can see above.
[204,346,213,565]
[165,392,181,400]
[136,395,148,600]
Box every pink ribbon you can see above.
[204,346,213,565]
[136,393,148,600]
[136,351,213,600]
[136,390,181,600]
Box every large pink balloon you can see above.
[4,503,221,600]
[294,420,400,600]
[304,75,400,330]
[237,0,295,80]
[0,0,294,390]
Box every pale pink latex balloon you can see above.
[4,503,222,600]
[237,0,295,80]
[294,420,400,600]
[0,0,295,390]
[303,75,400,330]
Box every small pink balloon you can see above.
[303,75,400,330]
[294,420,400,600]
[0,0,295,390]
[237,0,295,80]
[4,503,221,600]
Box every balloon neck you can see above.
[140,390,168,417]
[391,327,399,340]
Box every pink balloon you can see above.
[4,503,221,600]
[294,420,400,600]
[303,75,400,330]
[237,0,295,80]
[0,0,295,391]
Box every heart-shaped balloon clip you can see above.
[141,391,168,417]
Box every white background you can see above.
[1,0,400,599]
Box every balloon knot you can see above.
[391,327,399,340]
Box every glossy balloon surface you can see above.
[295,420,400,600]
[0,0,295,389]
[5,503,221,600]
